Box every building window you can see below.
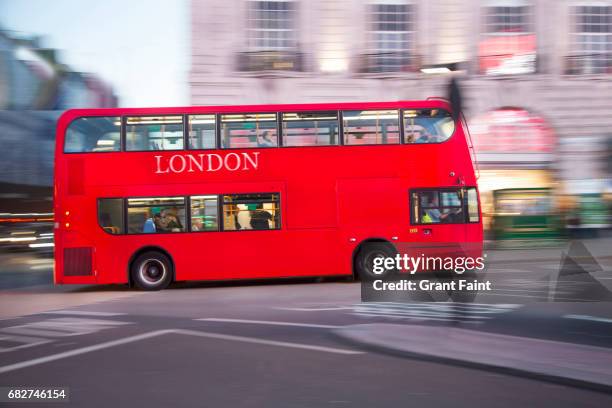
[247,0,297,51]
[240,0,302,72]
[222,193,280,231]
[479,1,536,75]
[568,5,612,74]
[364,1,416,73]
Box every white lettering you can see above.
[188,154,205,172]
[155,155,169,174]
[242,152,259,170]
[169,155,187,173]
[207,153,223,172]
[224,153,241,171]
[154,152,262,174]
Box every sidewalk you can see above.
[334,323,612,392]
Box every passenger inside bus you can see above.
[143,213,159,233]
[249,204,273,230]
[158,208,184,232]
[257,131,277,147]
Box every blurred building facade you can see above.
[0,29,117,212]
[190,0,612,226]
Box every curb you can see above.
[333,324,612,394]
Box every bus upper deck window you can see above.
[64,117,121,153]
[188,115,216,150]
[282,111,339,146]
[220,113,278,149]
[343,110,400,145]
[404,109,454,144]
[126,116,184,151]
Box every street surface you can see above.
[1,239,612,407]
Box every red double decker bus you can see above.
[54,100,482,290]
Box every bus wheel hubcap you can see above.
[139,259,166,284]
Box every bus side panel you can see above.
[337,177,405,243]
[169,228,346,281]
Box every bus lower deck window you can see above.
[98,198,125,234]
[126,197,186,233]
[190,195,219,231]
[222,193,280,231]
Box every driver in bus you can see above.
[421,194,461,224]
[422,194,452,223]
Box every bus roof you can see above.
[57,100,453,124]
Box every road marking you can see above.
[40,310,126,317]
[196,318,340,329]
[564,314,612,324]
[0,328,363,374]
[273,306,354,312]
[0,318,130,338]
[29,264,53,270]
[0,335,52,353]
[0,330,172,374]
[172,329,363,355]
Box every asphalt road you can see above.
[1,248,612,407]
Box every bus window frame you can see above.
[218,112,280,150]
[409,187,479,226]
[220,192,282,232]
[97,192,282,235]
[401,109,456,145]
[63,116,123,154]
[341,109,402,147]
[279,110,341,148]
[123,115,186,153]
[63,106,457,154]
[188,194,221,233]
[186,113,218,151]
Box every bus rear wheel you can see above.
[130,251,173,291]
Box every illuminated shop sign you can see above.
[470,108,553,158]
[479,34,536,75]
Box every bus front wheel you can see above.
[130,251,173,291]
[355,242,396,280]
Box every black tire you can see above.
[130,251,173,291]
[354,242,397,280]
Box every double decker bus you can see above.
[54,100,482,290]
